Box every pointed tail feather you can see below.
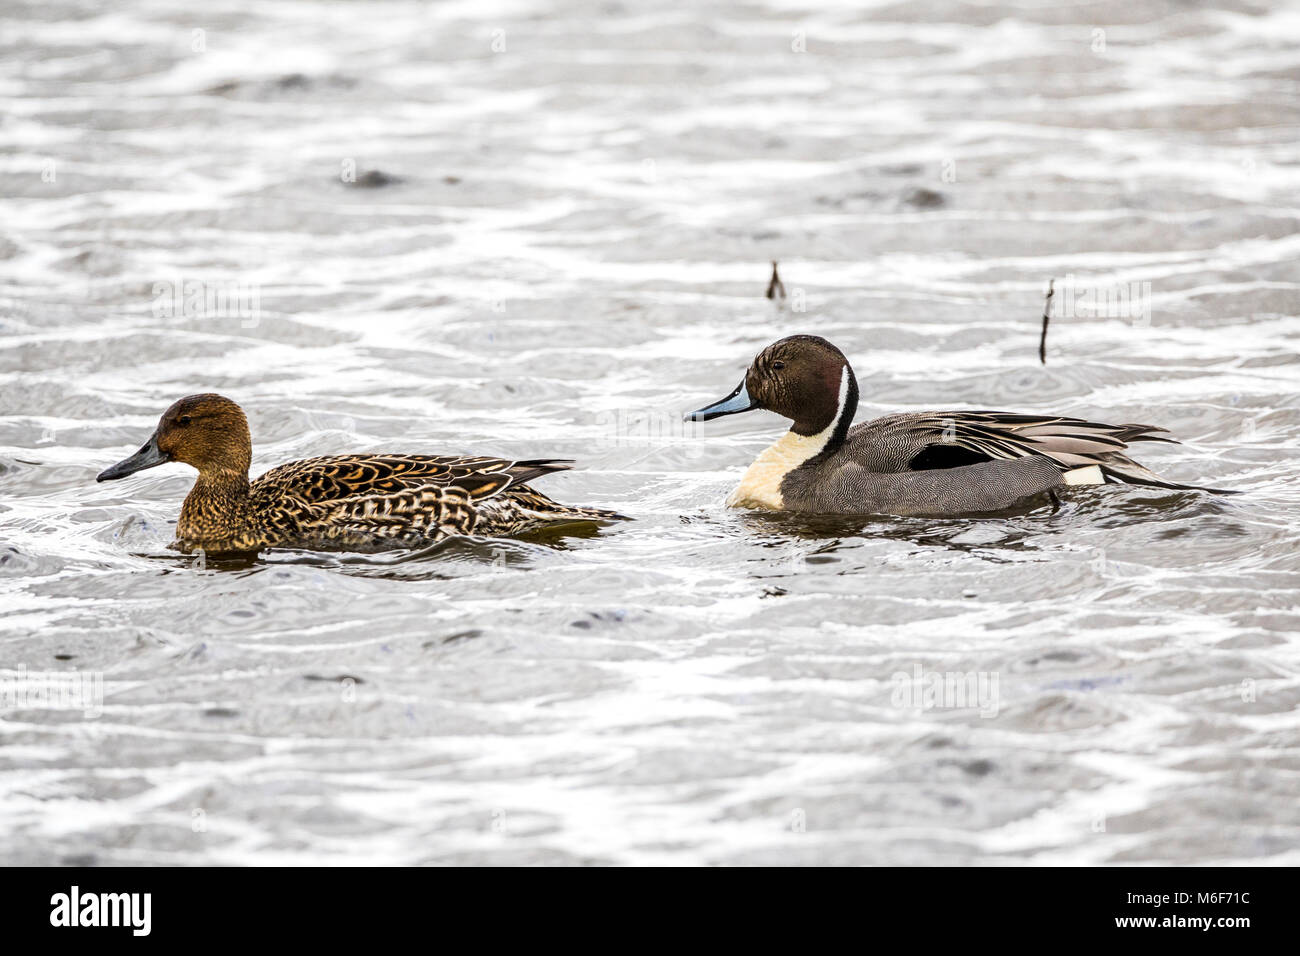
[501,460,629,521]
[1098,457,1241,495]
[506,458,575,485]
[962,414,1236,495]
[551,504,630,523]
[504,480,629,523]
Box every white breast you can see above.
[726,366,850,510]
[727,430,830,509]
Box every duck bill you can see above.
[684,379,758,422]
[97,433,170,482]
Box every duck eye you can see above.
[772,360,786,371]
[177,415,192,426]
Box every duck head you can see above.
[685,335,859,441]
[97,394,252,482]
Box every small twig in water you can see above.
[1039,278,1055,365]
[765,261,786,304]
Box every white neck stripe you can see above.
[832,365,849,433]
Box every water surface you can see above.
[1,0,1298,865]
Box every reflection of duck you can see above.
[687,335,1233,516]
[97,394,624,554]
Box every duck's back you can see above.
[255,454,558,500]
[246,455,619,551]
[776,407,1205,515]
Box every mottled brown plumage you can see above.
[97,394,624,554]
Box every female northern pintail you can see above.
[685,335,1232,516]
[97,394,624,554]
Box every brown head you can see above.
[96,394,252,482]
[685,335,859,440]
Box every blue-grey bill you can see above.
[684,379,758,422]
[97,434,169,482]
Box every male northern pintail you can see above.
[97,394,624,554]
[685,335,1232,515]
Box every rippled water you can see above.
[2,0,1299,865]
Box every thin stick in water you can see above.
[1039,278,1055,365]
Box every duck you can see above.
[96,394,625,554]
[684,335,1233,516]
